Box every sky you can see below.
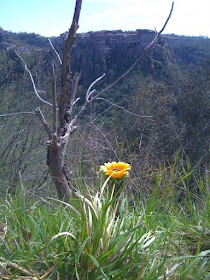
[0,0,209,38]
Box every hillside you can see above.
[0,27,209,189]
[0,27,209,279]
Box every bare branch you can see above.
[0,257,34,277]
[73,97,80,106]
[158,1,174,34]
[70,73,106,125]
[86,73,106,101]
[145,52,163,64]
[68,72,82,115]
[35,108,52,137]
[51,64,57,134]
[71,102,86,126]
[96,98,153,118]
[0,111,36,117]
[144,2,174,51]
[91,122,119,160]
[92,1,174,102]
[48,38,62,65]
[59,0,82,126]
[15,51,53,107]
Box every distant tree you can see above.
[175,62,210,163]
[0,0,174,200]
[121,76,177,159]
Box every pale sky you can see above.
[0,0,209,38]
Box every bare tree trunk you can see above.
[46,0,82,200]
[47,144,72,200]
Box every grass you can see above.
[0,159,209,279]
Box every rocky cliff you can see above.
[55,29,176,87]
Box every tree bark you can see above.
[46,0,82,200]
[47,143,72,200]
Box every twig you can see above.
[86,73,105,101]
[96,98,153,118]
[0,257,34,276]
[68,71,82,116]
[35,108,52,137]
[158,1,174,34]
[145,52,163,64]
[91,122,119,160]
[73,97,80,106]
[71,73,106,124]
[39,263,59,279]
[15,51,53,107]
[0,111,36,117]
[48,38,62,64]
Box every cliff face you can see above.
[57,29,176,87]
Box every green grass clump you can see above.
[0,164,209,279]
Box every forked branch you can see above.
[86,73,106,101]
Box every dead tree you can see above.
[0,0,174,200]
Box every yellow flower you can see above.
[100,161,131,179]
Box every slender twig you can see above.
[0,257,34,276]
[15,51,53,107]
[68,71,82,116]
[96,98,153,118]
[145,52,163,64]
[48,38,62,64]
[158,1,174,34]
[73,97,80,106]
[86,73,105,101]
[91,122,119,160]
[35,107,52,137]
[0,111,36,117]
[71,73,106,124]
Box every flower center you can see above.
[111,168,121,171]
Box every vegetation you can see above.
[0,158,209,279]
[0,1,209,278]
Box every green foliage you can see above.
[119,75,176,159]
[175,62,210,163]
[0,159,209,279]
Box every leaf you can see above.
[88,254,108,280]
[48,232,76,245]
